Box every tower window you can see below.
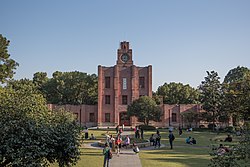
[139,77,145,88]
[123,78,127,90]
[105,95,110,104]
[122,95,128,105]
[105,77,110,88]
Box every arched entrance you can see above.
[119,112,130,126]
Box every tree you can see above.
[33,71,98,105]
[224,66,250,84]
[222,66,250,124]
[127,96,162,125]
[199,71,222,131]
[156,82,200,104]
[0,84,80,166]
[181,111,201,128]
[0,34,19,83]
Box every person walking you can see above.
[116,134,122,156]
[168,131,175,149]
[103,143,111,167]
[155,130,161,148]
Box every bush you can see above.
[224,126,234,133]
[138,124,156,130]
[208,124,216,129]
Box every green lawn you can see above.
[50,129,240,167]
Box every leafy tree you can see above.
[181,111,201,128]
[127,96,162,125]
[222,66,250,123]
[156,82,200,104]
[224,66,250,84]
[0,34,19,83]
[33,71,98,105]
[0,84,80,166]
[199,71,222,131]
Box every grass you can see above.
[50,148,103,167]
[50,129,241,167]
[140,147,210,167]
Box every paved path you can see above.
[110,150,142,167]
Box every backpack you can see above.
[172,135,175,141]
[108,150,113,159]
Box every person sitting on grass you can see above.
[191,137,196,144]
[217,144,230,155]
[224,134,232,142]
[132,142,140,154]
[89,133,96,140]
[186,136,192,144]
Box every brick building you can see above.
[49,41,203,128]
[97,41,152,127]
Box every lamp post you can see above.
[169,109,171,127]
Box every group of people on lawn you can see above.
[102,125,234,167]
[103,126,139,167]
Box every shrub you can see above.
[138,124,156,130]
[224,126,234,133]
[208,124,216,129]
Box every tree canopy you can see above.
[221,66,250,122]
[156,82,200,104]
[0,83,80,167]
[127,96,162,125]
[199,71,222,130]
[32,71,98,105]
[0,34,19,83]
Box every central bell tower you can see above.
[116,41,133,66]
[97,41,152,127]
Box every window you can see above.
[105,77,110,88]
[122,78,127,90]
[89,113,95,122]
[172,113,177,122]
[105,95,110,104]
[105,113,110,122]
[122,95,128,105]
[139,77,145,88]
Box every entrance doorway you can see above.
[119,112,130,126]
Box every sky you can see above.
[1,0,250,91]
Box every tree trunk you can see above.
[212,111,215,131]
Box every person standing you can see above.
[178,126,183,136]
[168,131,175,149]
[84,127,89,139]
[155,130,161,148]
[116,134,122,156]
[122,124,125,131]
[140,127,144,139]
[115,125,119,134]
[103,143,111,167]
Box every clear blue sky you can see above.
[1,0,250,91]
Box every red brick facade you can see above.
[48,41,203,128]
[98,41,152,126]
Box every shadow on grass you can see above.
[147,157,209,167]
